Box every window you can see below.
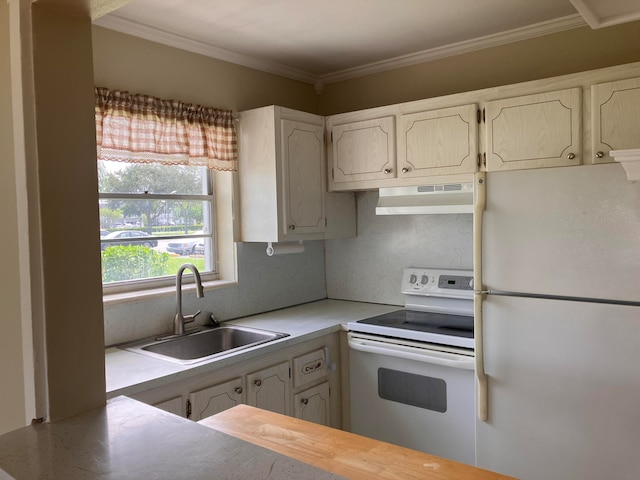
[98,161,217,291]
[94,87,237,295]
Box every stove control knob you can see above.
[409,274,417,284]
[421,275,428,285]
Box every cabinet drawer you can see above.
[292,348,327,388]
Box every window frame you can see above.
[99,166,219,296]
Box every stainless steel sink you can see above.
[121,325,289,365]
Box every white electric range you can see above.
[347,267,476,465]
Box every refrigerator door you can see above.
[483,163,640,302]
[477,295,640,480]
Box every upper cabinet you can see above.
[591,77,640,164]
[398,104,478,178]
[330,116,396,186]
[327,104,478,191]
[238,106,355,242]
[241,65,640,197]
[484,88,582,171]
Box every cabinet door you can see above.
[331,116,396,185]
[246,362,291,416]
[485,88,582,171]
[188,377,243,421]
[398,104,478,178]
[293,382,331,426]
[592,77,640,163]
[281,119,325,236]
[153,396,184,417]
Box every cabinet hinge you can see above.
[477,109,481,124]
[186,399,192,419]
[289,366,292,379]
[483,108,486,123]
[331,168,334,180]
[477,153,482,167]
[483,152,487,167]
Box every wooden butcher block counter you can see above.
[199,405,515,480]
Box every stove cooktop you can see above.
[349,309,474,349]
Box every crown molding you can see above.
[94,13,586,89]
[570,0,640,28]
[92,15,319,85]
[318,15,587,86]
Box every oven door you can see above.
[348,333,476,465]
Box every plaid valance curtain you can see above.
[95,87,237,171]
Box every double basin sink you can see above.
[122,325,289,365]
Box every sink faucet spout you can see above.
[174,263,204,336]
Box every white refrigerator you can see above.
[475,163,640,480]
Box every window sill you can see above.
[102,278,237,306]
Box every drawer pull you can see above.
[303,359,325,374]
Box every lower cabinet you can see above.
[130,333,340,428]
[153,396,184,417]
[246,362,291,416]
[293,382,331,425]
[189,377,244,421]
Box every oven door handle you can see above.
[348,336,474,370]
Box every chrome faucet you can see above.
[173,263,204,336]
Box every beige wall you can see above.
[0,1,29,435]
[30,4,106,420]
[92,26,319,114]
[318,21,640,115]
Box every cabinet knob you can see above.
[288,224,296,230]
[300,398,309,405]
[567,153,576,160]
[253,379,262,387]
[234,386,243,394]
[596,151,605,158]
[383,168,392,174]
[401,167,409,173]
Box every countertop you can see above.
[200,404,515,480]
[106,299,398,398]
[0,397,344,480]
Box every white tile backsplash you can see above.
[325,191,473,306]
[104,241,326,346]
[104,191,472,346]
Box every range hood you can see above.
[376,182,474,215]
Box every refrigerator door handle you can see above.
[474,172,489,422]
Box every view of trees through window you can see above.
[98,161,215,285]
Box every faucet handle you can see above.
[183,310,201,324]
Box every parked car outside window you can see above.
[167,231,204,255]
[100,230,158,250]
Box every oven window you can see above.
[378,368,447,413]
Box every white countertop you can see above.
[0,396,344,480]
[106,299,398,398]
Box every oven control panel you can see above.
[401,268,473,298]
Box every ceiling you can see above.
[94,0,640,87]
